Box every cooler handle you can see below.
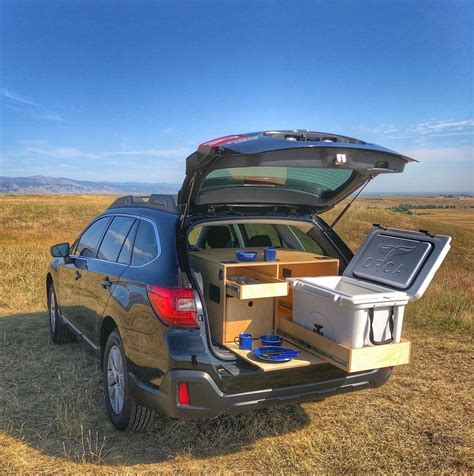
[368,307,394,346]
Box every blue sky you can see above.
[1,0,472,193]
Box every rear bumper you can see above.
[129,367,392,419]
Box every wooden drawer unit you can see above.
[277,315,411,373]
[225,268,288,300]
[190,248,340,345]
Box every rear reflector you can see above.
[177,382,191,406]
[146,285,198,328]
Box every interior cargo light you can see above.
[177,382,191,405]
[146,285,199,328]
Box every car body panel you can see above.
[55,258,83,323]
[77,258,128,343]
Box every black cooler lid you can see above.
[343,225,451,302]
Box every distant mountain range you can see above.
[0,175,180,195]
[0,175,470,197]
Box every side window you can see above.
[289,225,324,254]
[203,225,235,249]
[188,225,203,248]
[243,223,282,247]
[117,219,139,264]
[74,217,110,258]
[131,220,158,266]
[97,216,136,262]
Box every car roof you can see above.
[105,194,180,216]
[100,206,179,221]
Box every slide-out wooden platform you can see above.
[224,340,324,372]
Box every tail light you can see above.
[177,382,191,405]
[146,285,198,328]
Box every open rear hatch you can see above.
[178,130,415,216]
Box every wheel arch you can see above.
[100,316,118,366]
[46,273,54,305]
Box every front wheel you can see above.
[103,329,155,432]
[48,284,75,343]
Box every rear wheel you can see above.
[48,284,75,343]
[103,329,155,432]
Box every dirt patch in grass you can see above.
[0,195,473,473]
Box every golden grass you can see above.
[0,195,473,473]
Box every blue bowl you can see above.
[236,250,258,262]
[260,334,283,346]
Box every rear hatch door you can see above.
[178,130,415,215]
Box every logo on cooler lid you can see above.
[362,244,416,276]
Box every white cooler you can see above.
[289,226,451,349]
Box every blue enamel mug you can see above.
[264,247,277,261]
[234,333,252,350]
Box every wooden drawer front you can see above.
[226,269,288,300]
[277,316,411,373]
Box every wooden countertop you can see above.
[190,247,339,267]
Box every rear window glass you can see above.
[97,216,136,262]
[117,220,139,265]
[131,220,159,266]
[201,167,354,196]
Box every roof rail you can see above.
[108,194,179,214]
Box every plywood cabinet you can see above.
[191,247,411,373]
[225,297,274,344]
[191,248,339,344]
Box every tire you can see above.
[103,328,155,432]
[48,283,75,343]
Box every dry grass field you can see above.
[0,194,473,473]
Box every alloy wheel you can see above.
[107,345,125,414]
[49,289,56,332]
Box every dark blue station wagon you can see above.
[47,131,416,431]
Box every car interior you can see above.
[189,220,342,371]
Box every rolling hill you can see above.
[0,175,180,195]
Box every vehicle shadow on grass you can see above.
[0,311,310,466]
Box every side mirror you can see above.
[50,242,70,258]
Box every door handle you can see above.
[74,271,82,280]
[101,278,113,289]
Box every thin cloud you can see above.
[21,144,192,162]
[2,89,39,107]
[402,146,473,163]
[413,119,474,135]
[24,146,99,160]
[2,143,190,182]
[359,118,474,140]
[2,88,64,122]
[113,147,191,159]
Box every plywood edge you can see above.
[348,339,411,373]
